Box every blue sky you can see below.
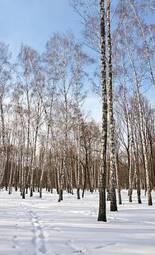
[0,0,82,53]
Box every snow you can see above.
[0,189,155,255]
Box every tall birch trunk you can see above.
[106,0,117,212]
[98,0,107,222]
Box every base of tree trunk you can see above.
[82,189,85,198]
[148,192,153,206]
[110,188,117,211]
[39,188,42,198]
[98,189,107,222]
[58,189,63,202]
[137,190,142,204]
[118,190,122,205]
[129,195,132,203]
[98,214,107,222]
[22,190,25,199]
[138,196,142,204]
[77,188,80,199]
[9,188,12,195]
[30,188,33,197]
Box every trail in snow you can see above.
[0,189,155,255]
[21,203,47,255]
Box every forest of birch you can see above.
[0,0,155,221]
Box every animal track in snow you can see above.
[21,203,47,255]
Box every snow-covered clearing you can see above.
[0,190,155,255]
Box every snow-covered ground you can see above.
[0,189,155,255]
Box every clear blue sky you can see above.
[0,0,82,53]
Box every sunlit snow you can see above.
[0,190,155,255]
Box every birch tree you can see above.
[98,0,107,222]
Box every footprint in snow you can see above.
[95,242,116,249]
[12,235,18,249]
